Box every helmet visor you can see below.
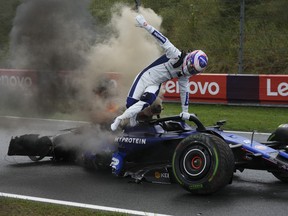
[186,59,199,75]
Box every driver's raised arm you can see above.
[135,14,180,59]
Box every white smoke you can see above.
[8,0,95,70]
[53,124,117,163]
[70,4,164,122]
[77,5,163,109]
[6,1,166,163]
[86,5,162,77]
[7,0,164,117]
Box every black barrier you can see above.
[227,75,259,104]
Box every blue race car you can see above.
[8,114,288,194]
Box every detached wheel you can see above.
[172,133,234,195]
[28,136,53,162]
[29,155,46,162]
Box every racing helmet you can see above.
[182,50,208,76]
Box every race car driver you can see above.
[110,14,208,175]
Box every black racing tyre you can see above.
[172,133,234,195]
[271,171,288,183]
[28,136,53,162]
[268,124,288,144]
[29,155,46,162]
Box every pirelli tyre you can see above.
[268,124,288,145]
[172,133,234,195]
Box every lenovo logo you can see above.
[259,76,288,102]
[163,75,227,103]
[165,80,220,95]
[266,79,288,97]
[0,75,33,88]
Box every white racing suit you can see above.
[113,24,190,129]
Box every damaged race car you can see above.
[7,113,288,195]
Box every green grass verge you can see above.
[160,103,287,133]
[0,102,286,133]
[0,197,127,216]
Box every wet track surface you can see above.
[0,117,287,216]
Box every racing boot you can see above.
[111,117,122,131]
[111,101,147,131]
[129,114,138,127]
[110,152,126,176]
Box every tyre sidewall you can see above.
[172,133,234,194]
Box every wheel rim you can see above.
[180,144,211,181]
[191,155,203,170]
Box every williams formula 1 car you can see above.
[8,114,288,194]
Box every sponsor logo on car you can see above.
[254,145,267,150]
[189,184,203,190]
[154,171,169,179]
[155,171,161,179]
[243,139,251,144]
[115,137,147,144]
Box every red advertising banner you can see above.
[0,69,38,89]
[0,69,287,106]
[163,74,228,103]
[259,75,288,104]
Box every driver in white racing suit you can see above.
[110,14,208,175]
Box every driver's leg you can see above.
[111,85,160,131]
[110,100,148,131]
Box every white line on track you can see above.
[1,116,172,216]
[0,115,269,216]
[0,192,172,216]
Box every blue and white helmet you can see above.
[182,50,208,76]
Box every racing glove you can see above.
[180,112,197,121]
[135,14,148,28]
[180,112,190,121]
[135,14,167,45]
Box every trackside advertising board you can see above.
[163,74,288,106]
[0,69,287,106]
[259,75,288,105]
[163,74,227,103]
[0,69,37,89]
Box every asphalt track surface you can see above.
[0,116,287,216]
